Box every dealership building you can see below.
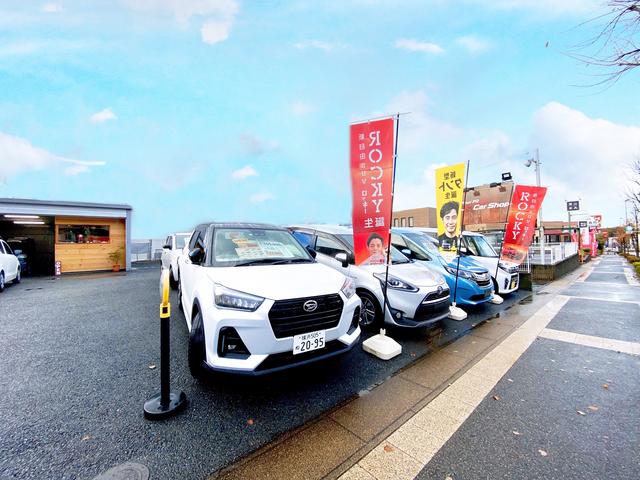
[0,198,132,275]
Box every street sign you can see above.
[579,221,588,228]
[567,200,580,211]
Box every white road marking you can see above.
[539,328,640,356]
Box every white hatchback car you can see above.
[289,225,450,330]
[0,238,21,292]
[177,223,361,377]
[161,232,193,289]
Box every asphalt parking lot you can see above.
[0,265,529,480]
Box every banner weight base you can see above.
[490,294,504,305]
[144,391,187,420]
[448,305,467,321]
[362,329,402,360]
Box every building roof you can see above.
[0,198,132,210]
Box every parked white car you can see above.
[0,238,21,292]
[415,228,519,295]
[161,232,193,289]
[289,225,450,330]
[177,223,361,377]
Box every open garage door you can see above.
[0,215,55,276]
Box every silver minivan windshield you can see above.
[463,234,498,257]
[213,228,312,266]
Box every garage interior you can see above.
[0,215,55,276]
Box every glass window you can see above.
[393,218,399,227]
[401,217,407,227]
[212,228,312,266]
[463,235,498,257]
[0,241,7,254]
[57,225,110,244]
[292,231,313,247]
[175,234,191,249]
[408,217,414,227]
[316,235,348,257]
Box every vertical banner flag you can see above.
[500,185,547,266]
[435,163,466,252]
[350,118,395,265]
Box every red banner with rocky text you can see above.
[350,118,395,265]
[500,185,547,266]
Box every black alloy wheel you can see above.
[358,290,381,330]
[188,310,207,380]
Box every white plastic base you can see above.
[448,305,467,321]
[490,294,504,304]
[362,329,402,360]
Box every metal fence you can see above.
[131,239,165,262]
[528,242,579,266]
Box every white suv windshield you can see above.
[213,228,312,266]
[176,234,191,249]
[464,235,498,257]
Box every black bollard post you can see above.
[144,270,187,420]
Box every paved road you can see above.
[0,267,526,480]
[416,256,640,479]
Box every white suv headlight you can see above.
[214,284,264,311]
[340,277,356,299]
[373,273,418,292]
[444,265,473,279]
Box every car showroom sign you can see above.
[500,185,547,266]
[349,117,395,265]
[463,182,514,231]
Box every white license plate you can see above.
[510,278,518,289]
[293,330,325,355]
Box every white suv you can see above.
[289,225,450,330]
[0,238,21,292]
[177,223,361,377]
[161,232,193,289]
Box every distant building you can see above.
[392,207,437,228]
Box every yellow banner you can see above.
[435,163,466,251]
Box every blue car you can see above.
[391,228,494,307]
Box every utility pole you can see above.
[525,149,544,264]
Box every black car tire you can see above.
[358,290,381,331]
[169,267,178,290]
[0,272,5,292]
[13,267,20,284]
[188,310,207,380]
[177,277,183,311]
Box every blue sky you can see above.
[0,0,638,237]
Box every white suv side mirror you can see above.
[335,252,349,268]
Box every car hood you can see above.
[444,256,489,274]
[359,262,445,288]
[206,262,347,300]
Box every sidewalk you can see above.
[213,257,639,480]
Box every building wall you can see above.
[55,216,126,273]
[392,207,437,228]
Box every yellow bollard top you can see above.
[159,269,171,318]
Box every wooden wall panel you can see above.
[54,217,126,273]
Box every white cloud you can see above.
[0,131,105,181]
[394,39,444,55]
[239,133,279,156]
[249,192,275,203]
[291,101,315,116]
[469,0,600,15]
[456,35,492,54]
[41,3,62,13]
[231,165,258,180]
[394,162,448,211]
[90,108,117,123]
[294,40,344,52]
[121,0,238,44]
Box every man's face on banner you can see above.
[443,208,458,236]
[368,237,384,256]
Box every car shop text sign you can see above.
[463,182,514,231]
[435,163,466,252]
[500,185,547,265]
[350,118,395,265]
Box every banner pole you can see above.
[383,113,400,322]
[452,160,470,305]
[495,183,514,282]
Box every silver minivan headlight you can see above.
[373,273,418,292]
[214,284,264,311]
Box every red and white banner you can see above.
[500,185,547,266]
[350,118,395,265]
